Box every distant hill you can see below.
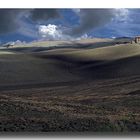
[113,37,134,44]
[114,37,133,40]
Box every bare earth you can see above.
[0,40,140,132]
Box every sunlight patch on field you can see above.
[57,44,140,61]
[0,51,15,55]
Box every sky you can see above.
[0,9,140,43]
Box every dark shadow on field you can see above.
[0,47,140,91]
[79,55,140,79]
[0,80,83,91]
[0,46,53,53]
[37,53,102,65]
[36,53,140,80]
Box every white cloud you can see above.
[38,24,92,41]
[114,9,129,22]
[76,34,91,40]
[81,34,89,39]
[14,40,26,45]
[72,9,80,14]
[38,24,74,40]
[111,36,116,39]
[38,24,62,40]
[3,40,26,46]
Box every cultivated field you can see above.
[0,39,140,132]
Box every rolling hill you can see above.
[0,39,140,131]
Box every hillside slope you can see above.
[0,43,140,86]
[0,42,140,131]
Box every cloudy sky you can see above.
[0,9,140,43]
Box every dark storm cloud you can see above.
[0,9,60,34]
[69,9,117,36]
[29,9,60,22]
[0,8,130,38]
[0,9,23,34]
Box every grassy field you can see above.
[0,40,140,132]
